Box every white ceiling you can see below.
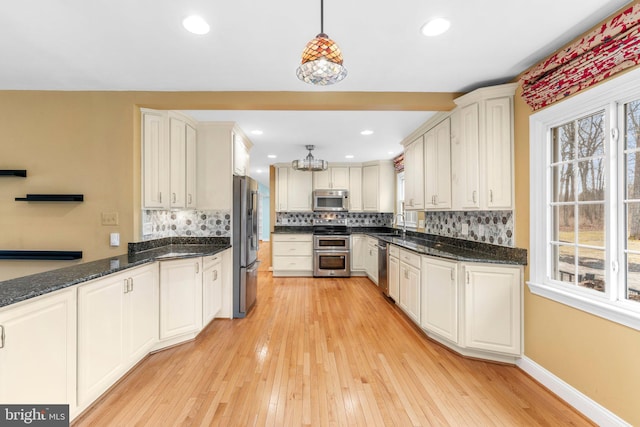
[0,0,632,186]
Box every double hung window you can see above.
[530,68,640,330]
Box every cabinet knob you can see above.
[0,324,5,348]
[188,194,193,205]
[172,193,177,203]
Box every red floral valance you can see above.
[393,153,404,172]
[520,3,640,111]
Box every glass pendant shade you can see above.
[292,145,328,171]
[296,33,347,85]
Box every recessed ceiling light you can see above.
[388,151,395,155]
[360,130,374,136]
[421,17,450,37]
[251,130,263,135]
[182,15,210,35]
[267,154,277,159]
[256,169,263,173]
[345,154,355,159]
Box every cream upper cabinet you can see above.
[421,256,458,343]
[169,113,197,209]
[233,132,250,176]
[463,264,521,356]
[424,118,452,210]
[313,166,349,190]
[275,166,313,212]
[453,83,516,210]
[403,135,425,210]
[451,104,481,209]
[142,109,170,209]
[0,288,77,416]
[349,166,362,211]
[362,160,394,212]
[197,123,252,211]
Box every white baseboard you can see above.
[516,356,631,427]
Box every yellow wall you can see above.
[0,91,457,281]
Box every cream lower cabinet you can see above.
[350,234,367,273]
[463,264,521,356]
[364,236,379,284]
[77,264,158,408]
[421,256,458,343]
[272,234,313,276]
[159,258,203,344]
[398,249,421,323]
[388,245,400,301]
[203,253,223,326]
[0,288,77,415]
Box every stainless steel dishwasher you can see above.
[377,240,389,296]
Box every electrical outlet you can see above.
[478,224,484,237]
[110,232,120,247]
[462,223,469,234]
[102,212,119,226]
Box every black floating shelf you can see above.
[15,194,84,202]
[0,250,83,260]
[0,170,27,177]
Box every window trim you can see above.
[529,66,640,331]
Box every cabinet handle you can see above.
[451,269,455,281]
[172,193,177,203]
[489,190,494,203]
[159,192,162,203]
[472,190,477,204]
[196,263,200,274]
[188,194,192,205]
[466,270,470,284]
[129,278,134,293]
[0,324,5,348]
[404,270,409,279]
[434,195,438,205]
[124,278,129,294]
[213,270,218,281]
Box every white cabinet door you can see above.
[331,167,350,189]
[425,118,451,210]
[313,169,331,189]
[399,262,420,324]
[388,253,400,302]
[170,117,187,208]
[233,132,249,176]
[78,272,127,406]
[276,166,288,212]
[142,109,169,209]
[404,136,425,210]
[160,258,203,340]
[203,254,223,326]
[350,234,366,271]
[349,167,362,211]
[287,168,312,211]
[125,265,159,364]
[463,264,521,355]
[452,104,480,209]
[0,289,76,410]
[185,123,197,208]
[421,257,458,343]
[364,237,378,284]
[485,97,513,209]
[362,165,379,211]
[78,264,158,407]
[196,123,234,210]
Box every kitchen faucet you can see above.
[395,213,406,238]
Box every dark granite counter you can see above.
[272,226,314,234]
[0,237,230,309]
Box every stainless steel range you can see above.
[313,218,350,277]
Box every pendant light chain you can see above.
[320,0,324,34]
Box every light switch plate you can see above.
[461,223,469,234]
[102,212,119,226]
[110,233,120,247]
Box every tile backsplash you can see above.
[142,210,231,241]
[424,210,514,247]
[276,212,394,227]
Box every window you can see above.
[530,67,640,330]
[396,171,417,227]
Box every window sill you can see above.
[527,281,640,331]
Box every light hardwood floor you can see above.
[73,242,592,426]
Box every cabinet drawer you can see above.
[272,233,312,242]
[389,244,400,258]
[399,249,420,268]
[272,256,312,271]
[203,254,221,270]
[273,242,312,256]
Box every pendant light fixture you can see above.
[296,0,347,86]
[292,145,328,171]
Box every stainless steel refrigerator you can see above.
[232,175,259,318]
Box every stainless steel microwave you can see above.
[312,189,349,212]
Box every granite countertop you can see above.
[273,226,527,266]
[0,237,230,309]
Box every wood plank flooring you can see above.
[73,243,592,426]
